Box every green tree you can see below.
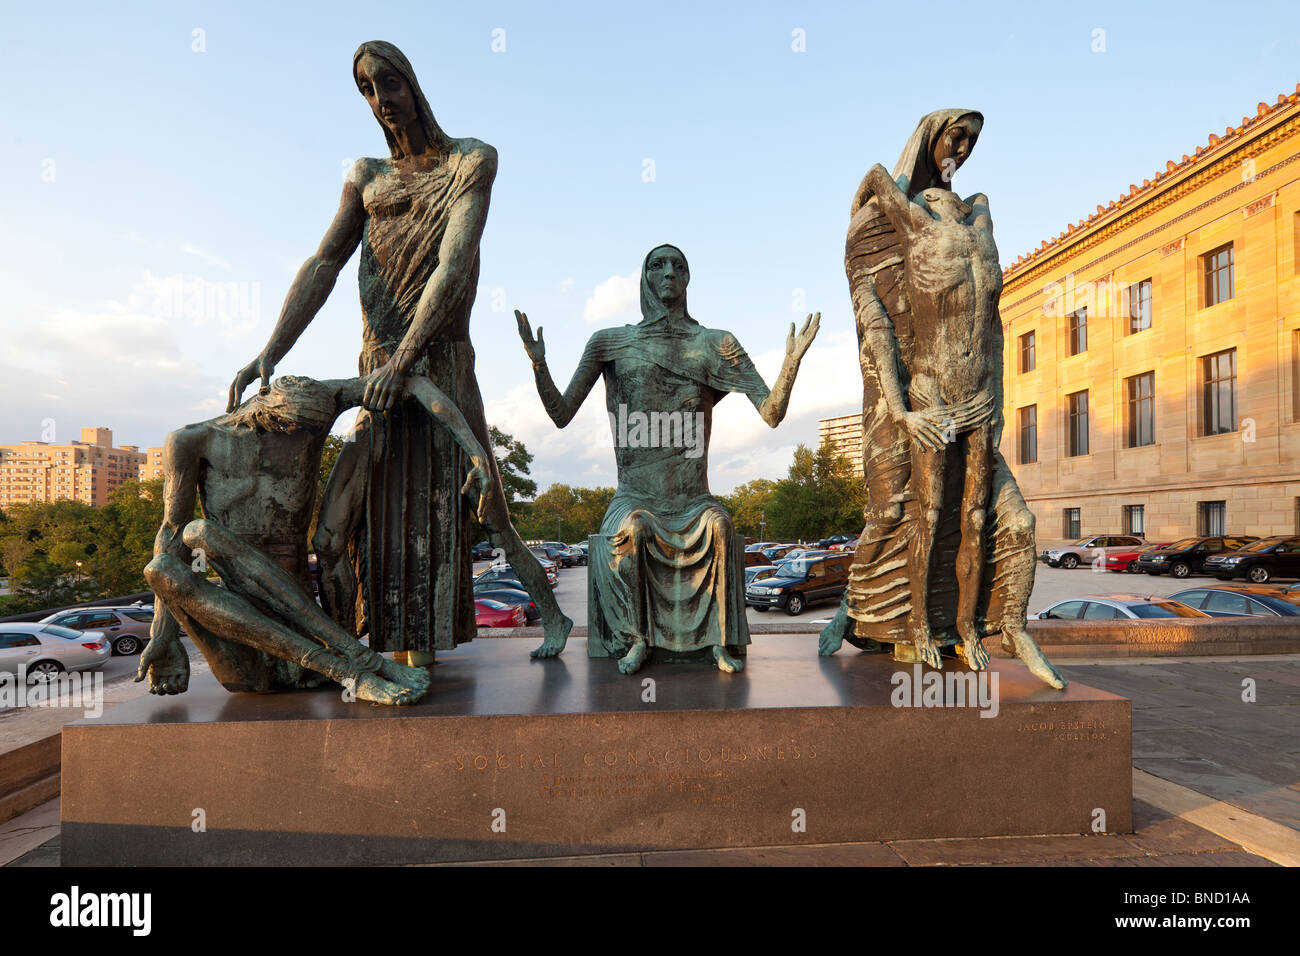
[488,425,536,524]
[719,478,777,538]
[514,484,616,542]
[767,438,865,541]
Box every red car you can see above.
[475,598,526,628]
[1104,542,1169,573]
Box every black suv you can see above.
[1136,536,1258,578]
[1204,536,1300,583]
[745,553,853,616]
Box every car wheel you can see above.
[1126,560,1138,573]
[27,660,64,682]
[1170,562,1191,578]
[1247,565,1271,583]
[1061,554,1079,569]
[113,635,141,655]
[785,593,805,616]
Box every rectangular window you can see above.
[1019,331,1036,373]
[1201,348,1237,436]
[1293,331,1300,421]
[1198,500,1226,536]
[1063,508,1081,539]
[1067,390,1089,457]
[1127,278,1152,333]
[1123,504,1145,537]
[1018,405,1038,464]
[1203,243,1234,307]
[1068,308,1088,355]
[1126,371,1155,447]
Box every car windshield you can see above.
[1165,538,1200,549]
[1240,537,1288,552]
[1069,539,1093,547]
[40,625,81,639]
[1128,602,1201,619]
[781,559,812,577]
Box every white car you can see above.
[0,623,111,681]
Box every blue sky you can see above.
[2,0,1298,492]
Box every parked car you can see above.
[817,533,856,549]
[475,564,556,589]
[471,584,540,623]
[471,540,495,561]
[525,548,561,574]
[1136,536,1259,578]
[760,543,800,564]
[0,623,111,680]
[1203,535,1300,583]
[562,545,588,567]
[1029,594,1207,620]
[745,564,780,585]
[474,598,526,628]
[1168,586,1300,617]
[38,604,156,656]
[745,553,854,616]
[1102,542,1169,573]
[1042,535,1144,569]
[829,538,859,552]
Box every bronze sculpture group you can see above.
[138,44,1065,706]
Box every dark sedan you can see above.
[1135,536,1258,578]
[1204,535,1300,583]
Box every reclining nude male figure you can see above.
[136,372,493,706]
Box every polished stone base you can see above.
[61,636,1131,865]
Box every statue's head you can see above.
[930,113,982,182]
[644,244,690,306]
[922,188,973,223]
[352,41,450,159]
[219,375,336,434]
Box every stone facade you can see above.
[1000,88,1300,542]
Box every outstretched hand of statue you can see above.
[515,310,546,368]
[460,456,494,524]
[227,354,275,412]
[135,634,190,696]
[786,312,821,362]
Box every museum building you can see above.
[999,86,1300,543]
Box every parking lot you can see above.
[475,559,1247,625]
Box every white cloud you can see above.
[583,272,639,324]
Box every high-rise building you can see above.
[1000,87,1300,541]
[0,427,163,508]
[818,413,864,474]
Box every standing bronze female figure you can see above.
[228,41,570,661]
[818,110,1064,689]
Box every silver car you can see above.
[0,623,111,681]
[1030,594,1207,620]
[38,604,155,655]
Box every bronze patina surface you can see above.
[517,245,819,674]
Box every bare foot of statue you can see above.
[1002,628,1067,689]
[352,671,426,705]
[713,646,744,673]
[913,634,943,669]
[617,638,649,675]
[377,655,433,692]
[530,612,574,659]
[818,603,849,656]
[955,622,990,670]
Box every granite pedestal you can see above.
[61,636,1131,865]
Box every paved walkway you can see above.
[5,653,1298,867]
